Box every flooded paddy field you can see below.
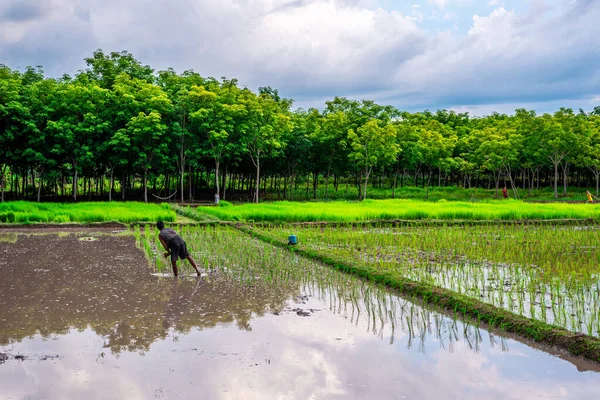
[255,223,600,337]
[1,226,600,399]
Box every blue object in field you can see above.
[288,234,298,245]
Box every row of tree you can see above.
[1,50,600,203]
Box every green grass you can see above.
[0,201,176,224]
[262,183,596,202]
[197,199,600,223]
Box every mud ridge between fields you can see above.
[249,218,597,228]
[0,222,127,231]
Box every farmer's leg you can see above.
[186,255,200,275]
[180,240,200,275]
[170,244,180,277]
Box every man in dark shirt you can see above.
[157,221,201,277]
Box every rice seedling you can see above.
[134,224,512,353]
[254,222,600,337]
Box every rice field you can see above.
[252,223,600,337]
[134,224,515,348]
[0,201,176,223]
[196,199,600,223]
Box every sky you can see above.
[0,0,598,115]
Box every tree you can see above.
[113,74,172,201]
[240,90,292,203]
[348,120,400,200]
[158,69,209,202]
[473,122,522,199]
[127,112,169,202]
[0,66,29,201]
[536,112,580,198]
[84,50,154,89]
[581,115,600,195]
[46,81,110,201]
[313,110,348,199]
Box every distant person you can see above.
[502,186,509,200]
[156,221,201,277]
[587,191,594,204]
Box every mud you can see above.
[1,231,600,399]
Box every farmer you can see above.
[156,221,201,277]
[502,186,509,199]
[587,191,594,203]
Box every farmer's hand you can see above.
[163,252,170,258]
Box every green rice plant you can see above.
[0,201,177,224]
[194,199,600,223]
[254,222,600,337]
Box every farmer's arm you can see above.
[158,236,170,253]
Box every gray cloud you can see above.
[0,0,598,114]
[0,0,49,22]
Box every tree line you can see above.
[1,50,600,203]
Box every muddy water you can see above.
[1,231,600,399]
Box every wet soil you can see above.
[2,231,600,399]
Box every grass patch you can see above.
[0,201,176,224]
[197,199,600,223]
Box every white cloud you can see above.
[0,0,599,114]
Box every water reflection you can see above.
[0,233,299,354]
[1,230,600,399]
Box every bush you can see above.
[0,212,15,223]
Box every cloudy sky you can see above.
[0,0,598,114]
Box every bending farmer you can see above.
[156,221,201,277]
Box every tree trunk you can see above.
[254,157,260,203]
[553,163,559,198]
[73,166,78,202]
[562,162,569,196]
[223,164,228,200]
[392,166,399,199]
[495,170,501,198]
[188,165,193,201]
[180,165,185,203]
[36,170,42,202]
[0,165,5,202]
[37,176,42,202]
[215,160,220,198]
[306,173,310,199]
[143,169,148,203]
[121,172,126,201]
[363,169,371,200]
[313,172,318,200]
[31,169,37,202]
[426,168,432,199]
[21,171,26,199]
[109,169,114,202]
